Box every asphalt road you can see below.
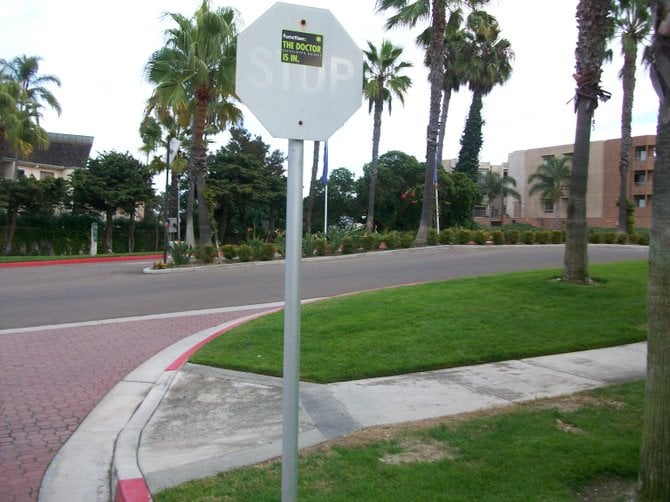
[0,244,649,330]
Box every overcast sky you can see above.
[3,0,658,185]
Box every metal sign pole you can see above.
[282,138,304,502]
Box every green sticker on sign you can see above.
[281,30,323,67]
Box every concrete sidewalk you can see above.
[40,329,647,501]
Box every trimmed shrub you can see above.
[537,231,551,244]
[426,229,438,246]
[237,244,253,262]
[438,229,454,245]
[383,231,401,250]
[303,233,316,257]
[604,232,617,244]
[221,244,236,261]
[551,230,563,244]
[491,230,504,245]
[589,232,602,244]
[456,228,472,244]
[195,245,218,264]
[314,237,328,256]
[638,233,649,245]
[341,236,355,254]
[616,233,628,245]
[400,232,415,248]
[360,234,376,251]
[522,231,536,244]
[472,230,488,245]
[505,229,520,244]
[256,242,276,261]
[629,233,639,244]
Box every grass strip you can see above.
[191,261,647,383]
[155,380,644,501]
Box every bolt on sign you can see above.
[236,2,363,141]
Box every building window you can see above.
[633,171,647,186]
[543,200,554,213]
[16,168,25,178]
[634,146,647,162]
[541,155,554,166]
[40,171,55,179]
[634,195,646,208]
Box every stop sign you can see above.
[236,2,363,141]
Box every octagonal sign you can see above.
[236,2,363,141]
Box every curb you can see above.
[0,254,161,268]
[110,308,281,502]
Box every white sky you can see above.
[2,0,658,187]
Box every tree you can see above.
[70,151,154,253]
[613,0,651,234]
[363,39,413,232]
[563,0,613,284]
[479,171,520,223]
[310,168,360,231]
[145,1,241,247]
[455,10,514,181]
[638,3,670,498]
[528,156,572,230]
[439,171,480,228]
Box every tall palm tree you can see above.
[479,171,520,224]
[0,55,61,122]
[145,0,241,247]
[363,39,413,232]
[305,141,320,233]
[639,3,670,497]
[528,156,572,229]
[455,10,513,181]
[613,0,651,234]
[563,0,613,284]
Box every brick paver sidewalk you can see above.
[0,308,271,502]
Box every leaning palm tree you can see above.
[479,171,520,224]
[528,156,572,229]
[563,0,614,284]
[613,0,651,234]
[363,39,413,232]
[638,3,670,497]
[145,0,241,247]
[455,10,513,181]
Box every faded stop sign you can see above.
[235,2,363,140]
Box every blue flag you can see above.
[320,141,329,185]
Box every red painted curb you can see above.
[0,255,162,268]
[114,478,152,502]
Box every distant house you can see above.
[0,132,94,180]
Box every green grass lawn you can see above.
[156,380,644,501]
[191,261,648,383]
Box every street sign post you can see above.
[236,4,362,501]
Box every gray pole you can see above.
[282,139,303,502]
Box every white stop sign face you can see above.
[236,2,363,141]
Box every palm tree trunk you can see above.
[617,48,637,234]
[185,174,196,247]
[367,98,383,232]
[193,92,212,246]
[436,87,452,171]
[638,108,670,500]
[306,141,320,233]
[416,0,445,245]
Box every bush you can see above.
[360,234,376,251]
[537,231,551,244]
[303,233,316,257]
[628,233,639,244]
[170,242,193,266]
[383,231,401,250]
[256,242,276,261]
[400,232,415,248]
[195,245,218,264]
[475,230,489,245]
[638,233,649,246]
[505,229,520,244]
[589,232,602,244]
[237,244,253,262]
[491,230,504,245]
[426,229,438,246]
[616,233,628,245]
[314,237,328,256]
[522,231,536,245]
[221,244,237,261]
[341,236,355,254]
[604,232,617,244]
[456,228,472,244]
[551,230,564,244]
[438,229,454,245]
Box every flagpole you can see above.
[321,141,329,235]
[323,183,328,234]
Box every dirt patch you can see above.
[380,436,457,465]
[555,418,584,434]
[574,476,637,501]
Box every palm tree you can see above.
[528,156,572,229]
[145,0,241,247]
[363,39,413,232]
[0,55,61,122]
[639,3,670,497]
[613,0,651,234]
[479,171,520,224]
[455,10,514,181]
[563,0,613,284]
[377,0,445,244]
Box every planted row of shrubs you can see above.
[158,226,647,268]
